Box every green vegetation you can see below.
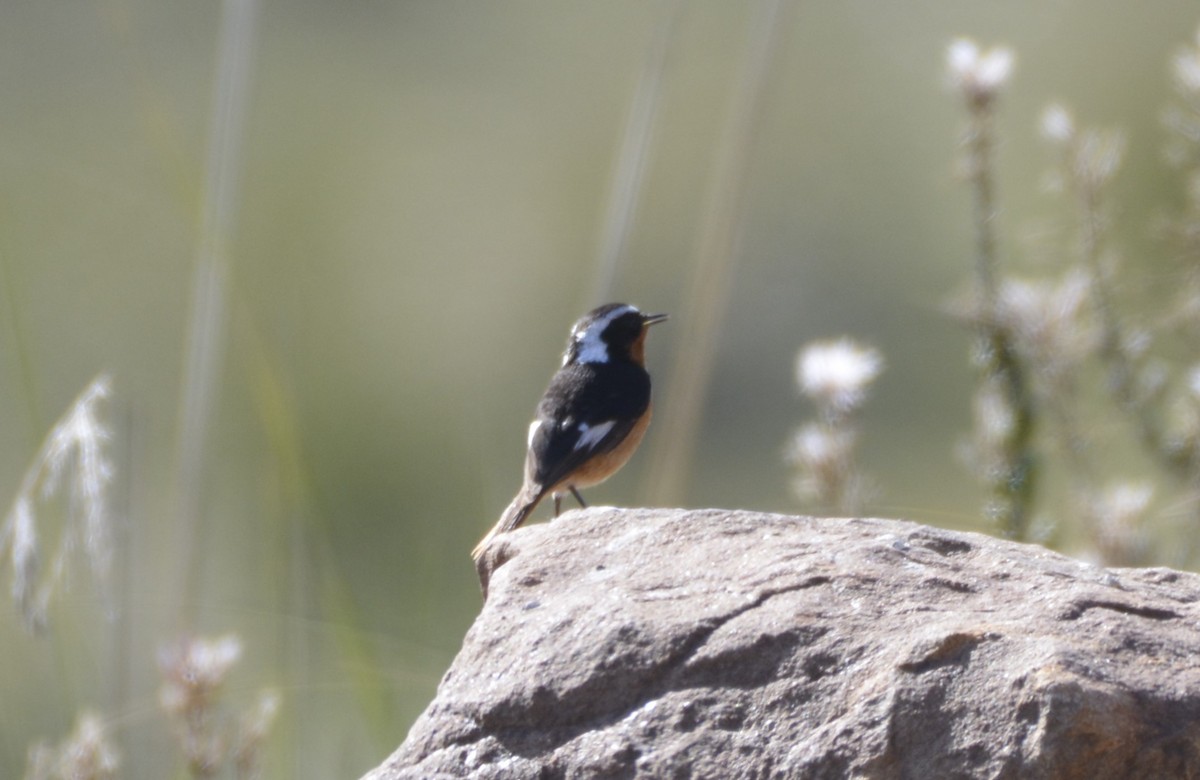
[3,3,1200,777]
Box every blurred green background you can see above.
[3,1,1199,776]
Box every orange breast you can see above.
[550,404,652,493]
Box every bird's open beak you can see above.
[642,312,669,327]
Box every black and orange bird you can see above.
[472,303,667,561]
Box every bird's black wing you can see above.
[525,361,651,491]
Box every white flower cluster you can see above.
[25,711,120,780]
[946,38,1015,103]
[157,633,281,776]
[996,271,1097,386]
[788,338,884,513]
[159,634,244,717]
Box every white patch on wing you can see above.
[527,420,542,449]
[573,420,616,451]
[572,304,637,365]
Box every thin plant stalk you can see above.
[172,0,260,627]
[1062,122,1200,559]
[587,0,681,304]
[643,0,787,504]
[952,42,1039,540]
[1073,146,1179,471]
[971,168,1038,538]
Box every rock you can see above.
[362,508,1200,779]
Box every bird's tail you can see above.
[471,484,545,561]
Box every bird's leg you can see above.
[569,486,587,508]
[554,493,562,517]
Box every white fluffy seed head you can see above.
[797,339,884,412]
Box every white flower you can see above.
[240,690,281,744]
[1073,129,1126,188]
[158,634,244,715]
[786,423,855,507]
[189,634,243,686]
[786,424,852,469]
[974,379,1012,446]
[1089,482,1153,565]
[1174,48,1200,94]
[975,47,1014,91]
[1102,483,1153,520]
[235,689,282,773]
[996,271,1095,370]
[35,711,121,780]
[1188,365,1200,399]
[796,339,884,412]
[946,38,1015,99]
[1040,104,1074,143]
[946,38,980,81]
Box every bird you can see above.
[472,303,667,561]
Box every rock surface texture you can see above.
[363,508,1200,779]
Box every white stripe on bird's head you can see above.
[566,304,638,366]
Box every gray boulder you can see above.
[363,507,1200,779]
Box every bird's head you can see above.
[564,303,668,367]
